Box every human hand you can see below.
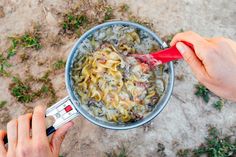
[0,105,74,157]
[170,31,236,101]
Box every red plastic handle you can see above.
[150,41,194,64]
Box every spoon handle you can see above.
[150,41,194,64]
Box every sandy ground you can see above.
[0,0,236,157]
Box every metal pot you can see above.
[46,21,174,134]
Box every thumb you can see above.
[50,121,74,155]
[176,42,206,77]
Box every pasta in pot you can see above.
[72,25,167,123]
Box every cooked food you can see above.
[72,25,167,123]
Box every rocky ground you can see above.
[0,0,235,157]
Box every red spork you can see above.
[132,41,194,66]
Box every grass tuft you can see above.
[157,143,167,157]
[34,72,57,106]
[0,101,7,108]
[106,145,128,157]
[7,25,41,58]
[118,4,129,13]
[104,6,114,21]
[128,15,153,29]
[176,149,191,157]
[53,60,66,70]
[9,72,57,106]
[62,13,88,36]
[176,126,236,157]
[163,29,184,45]
[212,99,224,111]
[195,83,210,103]
[193,126,236,156]
[0,53,11,76]
[10,77,35,103]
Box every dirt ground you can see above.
[0,0,236,157]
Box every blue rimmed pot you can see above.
[46,21,174,133]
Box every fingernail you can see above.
[176,42,185,54]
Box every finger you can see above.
[170,31,206,46]
[7,119,18,152]
[176,42,208,81]
[32,105,47,141]
[171,31,213,63]
[18,113,32,144]
[50,121,74,155]
[0,130,7,155]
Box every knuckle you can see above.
[0,130,6,138]
[218,37,225,41]
[17,146,31,157]
[0,152,6,157]
[33,105,45,115]
[32,112,43,121]
[185,31,194,35]
[201,44,217,60]
[55,134,66,143]
[18,115,26,121]
[214,37,225,43]
[216,38,228,48]
[185,31,198,38]
[174,32,185,39]
[33,142,48,153]
[184,54,194,63]
[204,49,213,59]
[211,37,228,48]
[18,113,32,121]
[196,73,207,83]
[7,119,17,127]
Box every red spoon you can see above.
[132,41,194,66]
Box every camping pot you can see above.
[4,21,175,144]
[46,21,174,132]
